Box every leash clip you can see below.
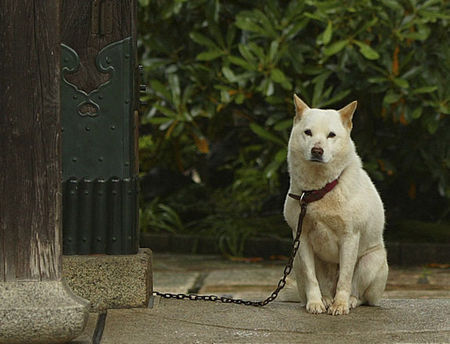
[299,191,307,208]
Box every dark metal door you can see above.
[61,0,139,255]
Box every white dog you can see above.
[283,95,388,315]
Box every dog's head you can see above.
[289,94,357,165]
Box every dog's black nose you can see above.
[311,147,324,158]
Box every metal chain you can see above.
[153,202,307,307]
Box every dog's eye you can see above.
[327,132,336,138]
[304,129,312,136]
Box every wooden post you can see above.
[0,1,89,343]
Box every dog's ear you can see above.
[339,101,357,129]
[293,94,309,122]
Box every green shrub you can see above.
[138,0,450,250]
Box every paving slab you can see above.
[153,271,200,294]
[196,264,450,302]
[152,253,271,271]
[101,298,450,344]
[384,290,450,299]
[199,268,300,302]
[153,254,450,300]
[386,266,450,289]
[201,267,284,289]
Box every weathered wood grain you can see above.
[0,0,61,281]
[61,0,134,93]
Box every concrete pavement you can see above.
[72,253,450,343]
[152,253,450,300]
[101,298,449,344]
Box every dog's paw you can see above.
[322,296,333,309]
[306,300,326,314]
[349,296,360,309]
[328,299,349,316]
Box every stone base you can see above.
[0,280,89,344]
[63,248,153,311]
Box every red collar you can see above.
[288,178,338,205]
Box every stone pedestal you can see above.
[0,281,89,344]
[63,248,153,311]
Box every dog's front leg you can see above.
[328,232,360,315]
[299,239,326,314]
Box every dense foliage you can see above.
[137,0,450,253]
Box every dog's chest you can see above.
[307,216,343,264]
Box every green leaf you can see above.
[275,148,287,162]
[393,78,409,88]
[354,41,380,60]
[304,12,323,21]
[181,84,195,106]
[403,22,431,41]
[235,15,264,35]
[238,44,256,62]
[196,50,225,61]
[222,66,237,82]
[260,79,274,97]
[228,55,257,71]
[249,123,285,146]
[320,89,352,108]
[159,119,173,131]
[356,17,379,36]
[401,66,422,80]
[248,42,265,61]
[270,68,292,90]
[412,107,423,119]
[147,117,173,124]
[412,86,438,94]
[172,121,185,137]
[270,68,288,84]
[253,9,278,38]
[381,0,404,11]
[439,103,450,115]
[322,21,333,45]
[425,114,440,134]
[312,71,332,107]
[207,0,220,22]
[420,0,443,9]
[274,119,293,131]
[154,104,177,118]
[383,91,402,104]
[150,79,171,99]
[220,89,231,103]
[283,19,309,40]
[268,40,279,62]
[208,22,226,48]
[368,77,388,84]
[189,32,219,49]
[235,93,245,104]
[323,39,349,56]
[418,10,448,21]
[264,162,278,179]
[403,28,430,41]
[168,74,180,106]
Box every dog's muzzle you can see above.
[310,147,324,162]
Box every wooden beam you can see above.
[0,0,61,281]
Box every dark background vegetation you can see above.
[137,0,449,255]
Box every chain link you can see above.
[153,202,307,307]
